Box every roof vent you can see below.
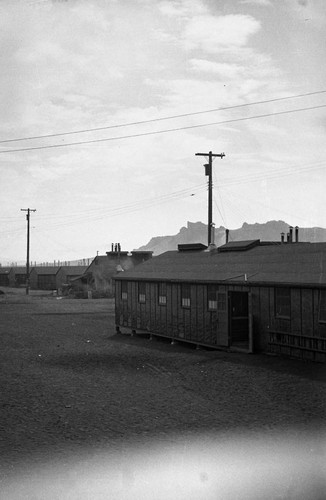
[178,243,207,252]
[218,240,260,252]
[207,243,217,252]
[295,226,299,243]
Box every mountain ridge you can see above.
[136,220,326,255]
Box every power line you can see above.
[1,89,325,145]
[221,189,315,227]
[0,226,26,236]
[219,160,326,187]
[39,182,207,219]
[213,169,228,227]
[0,159,325,228]
[37,186,208,231]
[0,159,324,227]
[1,103,326,154]
[0,182,207,232]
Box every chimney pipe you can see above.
[295,226,299,243]
[225,228,229,244]
[289,226,293,243]
[211,224,215,245]
[281,232,285,243]
[208,224,217,252]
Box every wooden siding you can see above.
[115,280,326,362]
[267,287,326,362]
[115,281,245,348]
[0,275,10,286]
[301,289,314,336]
[14,274,27,286]
[37,275,57,290]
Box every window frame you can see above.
[318,289,326,323]
[138,281,146,304]
[207,286,227,312]
[181,283,191,308]
[121,280,128,301]
[158,282,167,306]
[274,287,291,319]
[217,292,227,312]
[207,285,218,311]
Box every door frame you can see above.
[228,290,253,353]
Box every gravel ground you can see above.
[0,288,325,499]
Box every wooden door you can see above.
[229,291,250,349]
[216,292,229,346]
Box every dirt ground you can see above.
[0,287,325,499]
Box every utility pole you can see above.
[21,208,36,295]
[195,151,225,246]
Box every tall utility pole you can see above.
[195,151,225,246]
[21,208,36,295]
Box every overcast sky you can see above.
[1,0,326,263]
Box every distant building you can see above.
[29,266,87,290]
[114,238,326,363]
[12,267,27,287]
[0,267,11,287]
[71,249,153,297]
[59,266,89,289]
[0,267,27,287]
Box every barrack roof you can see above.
[114,242,326,287]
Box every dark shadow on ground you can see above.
[32,312,110,316]
[109,333,326,382]
[41,351,145,373]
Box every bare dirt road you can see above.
[0,288,325,499]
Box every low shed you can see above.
[11,267,27,287]
[114,240,326,362]
[58,266,88,288]
[72,250,153,297]
[30,266,87,290]
[0,267,28,287]
[29,267,60,290]
[0,267,11,287]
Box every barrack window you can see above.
[319,290,326,323]
[207,285,217,310]
[275,288,291,319]
[138,282,146,304]
[181,284,191,308]
[158,282,167,306]
[121,281,128,301]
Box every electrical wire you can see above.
[0,159,324,231]
[0,182,208,233]
[1,159,325,238]
[213,196,227,228]
[218,160,326,187]
[36,185,208,231]
[1,89,325,145]
[37,183,207,221]
[31,230,81,256]
[213,168,228,227]
[210,159,326,227]
[0,226,26,236]
[0,182,207,224]
[221,189,314,226]
[0,159,325,229]
[1,103,326,154]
